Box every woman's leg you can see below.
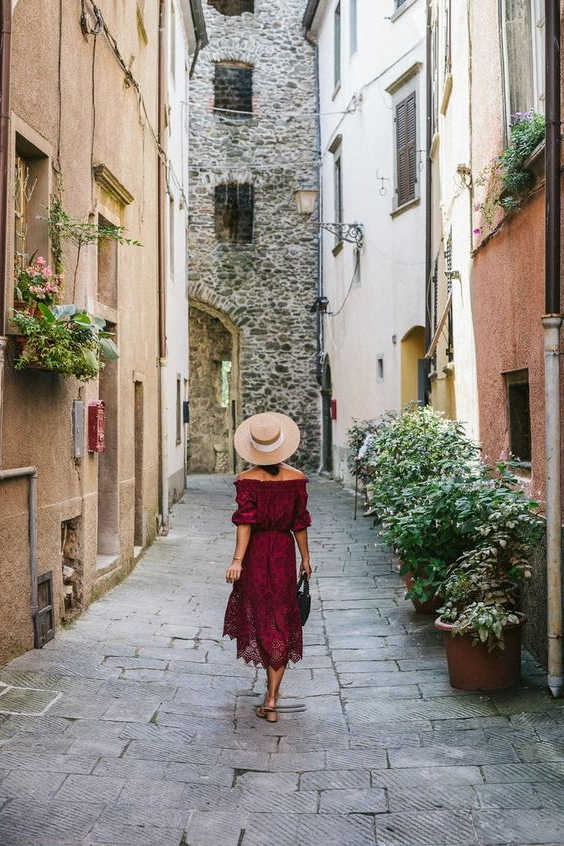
[266,664,286,707]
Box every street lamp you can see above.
[294,186,365,249]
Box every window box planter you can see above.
[435,614,525,690]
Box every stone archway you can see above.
[188,300,241,473]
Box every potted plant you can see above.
[11,303,118,381]
[435,468,542,690]
[364,407,480,610]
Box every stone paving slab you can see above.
[0,474,562,845]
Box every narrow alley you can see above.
[0,476,563,845]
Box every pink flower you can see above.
[36,256,46,265]
[473,227,481,235]
[44,266,52,277]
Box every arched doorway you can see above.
[188,301,241,473]
[321,356,333,473]
[400,325,426,408]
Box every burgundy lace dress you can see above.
[223,478,312,669]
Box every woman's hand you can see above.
[300,558,312,579]
[225,561,242,583]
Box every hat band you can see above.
[250,431,285,453]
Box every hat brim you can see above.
[234,413,301,466]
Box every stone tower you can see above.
[188,0,320,474]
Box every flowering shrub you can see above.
[15,256,64,308]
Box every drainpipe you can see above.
[0,467,39,646]
[0,0,12,462]
[423,0,432,403]
[544,0,562,698]
[158,0,169,534]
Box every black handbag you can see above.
[296,574,311,626]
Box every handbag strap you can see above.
[297,574,310,596]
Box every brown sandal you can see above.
[256,704,278,723]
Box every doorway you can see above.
[134,380,144,549]
[97,325,119,561]
[188,302,240,473]
[321,356,333,473]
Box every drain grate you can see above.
[0,685,61,716]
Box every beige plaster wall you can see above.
[0,0,161,664]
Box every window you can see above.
[376,356,384,382]
[97,215,118,308]
[395,0,408,7]
[501,0,545,128]
[215,183,254,244]
[170,1,176,81]
[334,2,341,90]
[176,377,182,445]
[395,91,417,208]
[431,17,439,137]
[13,133,49,276]
[352,247,361,287]
[219,360,232,407]
[207,0,253,15]
[444,0,452,76]
[214,63,253,115]
[333,150,343,246]
[445,230,454,362]
[350,0,358,56]
[506,370,531,463]
[169,197,175,279]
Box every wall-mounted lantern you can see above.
[294,185,365,249]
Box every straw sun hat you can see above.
[234,412,300,466]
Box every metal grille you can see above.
[445,231,454,362]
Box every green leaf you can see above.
[100,337,119,360]
[38,303,56,323]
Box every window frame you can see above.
[334,1,342,92]
[500,0,545,137]
[392,83,419,213]
[214,182,254,245]
[350,0,358,57]
[505,368,532,466]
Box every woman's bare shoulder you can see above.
[235,467,262,481]
[280,464,306,479]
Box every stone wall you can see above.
[188,0,321,472]
[189,306,234,473]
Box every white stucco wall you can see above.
[311,0,427,482]
[431,0,480,440]
[166,0,194,501]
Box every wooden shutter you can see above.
[396,91,417,207]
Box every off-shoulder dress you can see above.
[223,477,312,669]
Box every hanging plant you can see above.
[14,256,64,312]
[474,112,546,238]
[46,196,142,295]
[12,303,118,381]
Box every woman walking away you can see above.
[223,412,312,723]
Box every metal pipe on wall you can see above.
[158,0,169,534]
[544,0,562,698]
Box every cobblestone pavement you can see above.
[1,476,564,845]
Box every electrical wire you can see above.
[327,248,360,318]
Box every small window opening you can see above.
[334,2,342,88]
[506,369,531,464]
[97,215,118,309]
[377,356,384,381]
[350,0,358,56]
[176,377,182,444]
[61,517,83,622]
[220,360,232,408]
[215,183,254,244]
[214,63,253,115]
[208,0,254,17]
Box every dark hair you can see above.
[260,463,280,476]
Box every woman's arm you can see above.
[225,524,251,582]
[294,528,312,578]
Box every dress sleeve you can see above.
[292,482,312,532]
[232,481,258,526]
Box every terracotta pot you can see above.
[403,570,443,615]
[435,615,524,691]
